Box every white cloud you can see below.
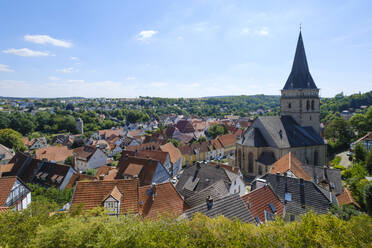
[48,76,60,81]
[240,27,251,35]
[24,35,72,48]
[67,79,85,83]
[257,27,269,36]
[137,30,158,41]
[70,56,79,60]
[3,48,50,57]
[126,76,136,80]
[0,64,14,72]
[56,67,77,73]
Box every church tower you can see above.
[280,31,320,134]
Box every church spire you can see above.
[283,31,318,90]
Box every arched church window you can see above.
[248,152,254,173]
[311,100,315,110]
[310,116,312,120]
[306,100,310,110]
[314,150,319,166]
[288,102,291,109]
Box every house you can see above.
[3,153,75,189]
[216,134,236,156]
[160,142,182,175]
[23,137,48,150]
[71,179,139,215]
[179,145,195,167]
[269,152,312,181]
[97,128,123,140]
[176,120,195,133]
[73,145,108,172]
[35,145,73,163]
[51,135,74,147]
[241,184,285,224]
[175,163,246,200]
[0,176,31,211]
[179,194,254,223]
[184,180,229,208]
[252,174,335,221]
[139,182,189,218]
[0,144,14,165]
[116,155,171,186]
[352,132,372,152]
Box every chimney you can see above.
[99,174,105,180]
[151,183,156,201]
[206,195,213,210]
[300,178,305,208]
[276,172,280,182]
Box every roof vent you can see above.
[206,195,213,210]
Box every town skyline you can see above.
[1,0,372,98]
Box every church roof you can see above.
[238,127,268,147]
[240,116,324,149]
[283,31,318,90]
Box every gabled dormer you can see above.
[102,186,122,215]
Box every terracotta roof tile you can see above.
[160,142,182,164]
[0,207,9,213]
[269,152,311,181]
[337,188,360,208]
[137,150,168,164]
[35,146,73,162]
[124,163,143,177]
[217,134,236,147]
[0,176,17,205]
[73,145,97,160]
[241,185,284,223]
[139,182,188,218]
[71,179,139,214]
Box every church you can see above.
[236,31,327,178]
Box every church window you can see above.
[306,100,310,110]
[310,116,312,120]
[248,152,254,173]
[288,102,291,108]
[311,100,315,110]
[314,150,319,166]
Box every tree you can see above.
[354,143,367,163]
[324,117,353,149]
[64,156,75,166]
[366,149,372,175]
[350,114,368,137]
[206,124,228,139]
[364,182,372,216]
[0,128,26,152]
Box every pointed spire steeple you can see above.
[283,31,318,90]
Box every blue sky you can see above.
[0,0,371,98]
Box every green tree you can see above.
[206,124,228,139]
[366,149,372,174]
[0,128,26,152]
[364,182,372,216]
[324,117,353,149]
[64,156,75,167]
[350,114,368,137]
[354,143,367,163]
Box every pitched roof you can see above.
[0,144,14,161]
[0,176,17,205]
[125,142,161,152]
[0,207,9,213]
[139,182,189,218]
[35,145,73,162]
[216,134,236,147]
[181,194,254,223]
[337,188,360,208]
[73,145,97,160]
[247,116,324,149]
[283,31,317,90]
[257,174,332,215]
[124,163,143,177]
[98,128,123,138]
[176,163,232,199]
[71,179,139,214]
[65,173,95,189]
[238,127,268,147]
[185,180,229,208]
[176,120,195,133]
[302,165,343,195]
[179,145,194,155]
[136,150,168,164]
[241,185,284,223]
[95,165,116,179]
[160,142,182,164]
[270,152,311,180]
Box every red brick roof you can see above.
[0,207,9,213]
[71,179,139,214]
[125,142,161,152]
[117,156,159,186]
[176,120,195,133]
[269,152,311,181]
[65,173,95,189]
[98,128,123,138]
[139,182,188,218]
[337,188,360,208]
[217,134,236,147]
[0,176,17,205]
[124,163,143,177]
[241,185,284,223]
[35,145,73,162]
[137,150,168,164]
[160,142,182,164]
[73,145,97,160]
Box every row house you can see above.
[73,145,108,172]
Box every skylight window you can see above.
[269,203,276,213]
[285,193,292,202]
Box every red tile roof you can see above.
[35,145,73,162]
[124,163,144,177]
[0,176,17,205]
[73,145,97,160]
[337,188,360,208]
[71,179,139,214]
[269,152,311,181]
[137,150,168,164]
[217,134,236,147]
[160,142,182,164]
[0,207,9,213]
[241,185,284,223]
[139,182,189,218]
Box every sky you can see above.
[0,0,371,98]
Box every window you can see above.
[306,100,310,110]
[311,100,315,110]
[314,150,319,166]
[288,102,291,109]
[290,214,295,221]
[269,203,276,213]
[248,152,254,173]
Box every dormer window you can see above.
[103,186,122,215]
